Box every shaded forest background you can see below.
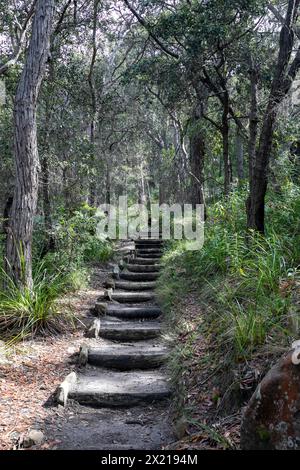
[0,0,299,344]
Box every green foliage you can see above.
[35,205,114,287]
[0,206,114,341]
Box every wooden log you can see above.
[88,344,169,370]
[68,371,171,407]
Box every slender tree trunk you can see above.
[222,90,230,195]
[246,56,259,216]
[2,196,13,236]
[248,58,259,186]
[247,0,300,232]
[41,153,55,253]
[62,166,72,215]
[41,58,55,255]
[236,126,244,184]
[106,163,111,205]
[190,107,205,209]
[88,0,100,206]
[89,119,97,206]
[5,0,54,289]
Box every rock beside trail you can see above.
[23,430,45,448]
[240,348,300,450]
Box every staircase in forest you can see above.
[57,237,171,409]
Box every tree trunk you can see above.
[41,58,55,255]
[222,90,231,195]
[106,163,111,205]
[89,120,97,206]
[235,126,244,184]
[248,57,259,186]
[190,109,205,209]
[5,0,54,289]
[88,0,100,207]
[41,154,55,253]
[247,0,300,233]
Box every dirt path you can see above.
[0,241,174,450]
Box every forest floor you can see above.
[0,246,173,450]
[163,289,288,450]
[0,266,104,450]
[1,244,286,450]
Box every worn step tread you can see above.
[107,280,156,291]
[88,344,169,370]
[98,292,156,304]
[135,244,163,251]
[68,371,171,407]
[119,272,159,281]
[136,255,162,261]
[99,320,162,340]
[131,258,162,265]
[126,264,162,273]
[136,250,162,257]
[106,305,161,320]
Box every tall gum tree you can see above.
[5,0,55,288]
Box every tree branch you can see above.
[268,2,300,39]
[0,0,37,75]
[122,0,180,59]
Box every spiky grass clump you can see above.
[158,186,300,357]
[0,264,75,342]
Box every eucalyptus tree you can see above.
[247,0,300,232]
[122,0,268,201]
[5,0,55,289]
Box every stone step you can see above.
[119,272,159,282]
[135,252,162,259]
[128,258,162,265]
[106,305,161,319]
[135,242,163,250]
[66,371,171,407]
[126,264,162,273]
[95,302,161,318]
[113,280,156,291]
[99,319,162,341]
[135,238,163,244]
[98,291,156,303]
[87,344,169,370]
[136,248,163,255]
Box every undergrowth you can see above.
[0,204,114,342]
[158,184,300,447]
[158,184,300,359]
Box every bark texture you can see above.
[5,0,55,288]
[190,106,205,208]
[247,0,300,232]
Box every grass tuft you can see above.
[0,263,75,342]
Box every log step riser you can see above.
[88,352,168,370]
[128,258,161,265]
[136,248,163,255]
[68,390,170,408]
[136,253,162,259]
[99,327,161,341]
[119,273,159,281]
[67,372,171,407]
[110,281,156,291]
[105,311,161,320]
[98,293,156,303]
[135,245,163,251]
[126,265,162,273]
